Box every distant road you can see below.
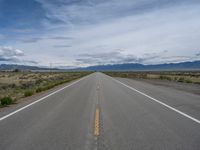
[0,72,200,150]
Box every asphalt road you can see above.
[0,72,200,150]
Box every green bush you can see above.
[159,75,171,80]
[13,69,20,72]
[24,90,34,97]
[159,75,165,80]
[36,87,43,93]
[178,77,185,82]
[0,96,13,106]
[185,79,192,83]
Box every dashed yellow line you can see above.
[94,107,100,136]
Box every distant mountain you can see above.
[0,64,57,71]
[1,61,200,71]
[75,61,200,71]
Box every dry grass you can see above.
[104,71,200,84]
[0,71,91,106]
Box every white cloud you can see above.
[0,46,38,64]
[0,46,24,57]
[2,0,200,66]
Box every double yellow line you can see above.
[94,107,100,136]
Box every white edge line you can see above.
[0,75,90,122]
[110,76,200,124]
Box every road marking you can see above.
[94,107,100,136]
[97,82,100,91]
[111,77,200,124]
[0,75,90,122]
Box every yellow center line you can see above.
[94,107,100,136]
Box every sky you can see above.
[0,0,200,68]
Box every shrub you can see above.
[21,82,35,89]
[36,87,43,93]
[46,84,55,90]
[13,69,20,72]
[185,79,192,83]
[159,75,165,80]
[0,96,13,106]
[178,77,185,82]
[159,75,171,80]
[165,76,172,81]
[9,83,16,88]
[24,90,34,97]
[35,79,42,84]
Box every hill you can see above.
[0,64,55,71]
[76,61,200,71]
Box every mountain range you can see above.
[0,61,200,71]
[76,61,200,71]
[0,64,56,71]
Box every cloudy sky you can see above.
[0,0,200,67]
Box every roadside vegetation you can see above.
[104,71,200,84]
[0,71,91,107]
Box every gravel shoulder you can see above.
[125,78,200,96]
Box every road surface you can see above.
[0,72,200,150]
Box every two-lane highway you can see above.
[0,73,200,150]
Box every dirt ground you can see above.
[137,78,200,95]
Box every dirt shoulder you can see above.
[133,78,200,95]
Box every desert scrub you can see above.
[159,75,172,81]
[24,90,34,97]
[0,96,13,106]
[104,71,200,84]
[178,77,185,82]
[0,71,91,105]
[36,87,43,93]
[185,79,192,83]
